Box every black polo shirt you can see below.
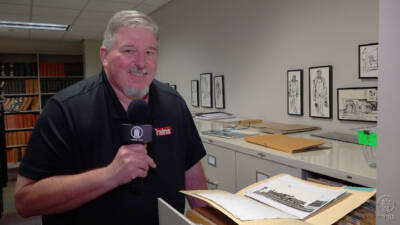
[19,70,206,225]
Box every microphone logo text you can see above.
[130,126,144,139]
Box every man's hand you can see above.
[107,144,157,187]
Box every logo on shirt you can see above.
[155,126,172,136]
[130,126,144,139]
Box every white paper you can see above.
[243,175,347,219]
[195,112,234,120]
[196,193,296,221]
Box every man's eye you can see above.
[146,50,156,56]
[124,49,136,54]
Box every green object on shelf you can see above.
[357,130,377,147]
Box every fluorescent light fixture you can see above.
[0,20,69,31]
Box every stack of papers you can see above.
[251,122,320,134]
[195,112,235,120]
[202,129,259,139]
[244,134,326,153]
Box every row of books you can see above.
[1,79,39,94]
[0,62,38,76]
[4,113,39,130]
[40,78,81,93]
[334,198,376,225]
[5,130,32,147]
[4,97,40,112]
[39,62,83,76]
[6,147,26,163]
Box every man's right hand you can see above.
[107,144,157,186]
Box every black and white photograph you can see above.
[200,73,213,108]
[309,66,332,119]
[214,75,225,109]
[191,80,199,107]
[287,70,303,116]
[337,87,377,122]
[359,43,378,79]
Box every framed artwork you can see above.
[359,43,378,79]
[309,65,332,119]
[287,69,303,116]
[200,73,213,108]
[214,75,225,109]
[170,84,177,90]
[191,80,199,107]
[337,87,377,122]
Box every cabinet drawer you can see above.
[236,152,301,191]
[202,142,236,193]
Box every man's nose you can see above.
[135,52,145,68]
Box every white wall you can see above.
[377,0,400,223]
[152,0,378,131]
[83,39,102,78]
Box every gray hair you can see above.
[102,10,159,50]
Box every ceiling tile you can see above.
[0,3,30,15]
[85,0,139,13]
[77,10,114,24]
[0,27,29,39]
[32,0,89,10]
[135,3,157,14]
[142,0,170,7]
[31,16,76,25]
[0,14,30,22]
[33,6,80,18]
[0,0,30,5]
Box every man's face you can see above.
[101,27,158,98]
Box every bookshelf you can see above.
[0,53,83,166]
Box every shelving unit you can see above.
[0,53,83,167]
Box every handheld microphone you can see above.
[121,100,152,193]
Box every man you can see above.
[14,10,207,225]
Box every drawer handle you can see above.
[257,152,266,157]
[207,179,218,186]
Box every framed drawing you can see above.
[359,43,378,79]
[170,84,177,90]
[309,65,332,119]
[214,75,225,109]
[191,80,199,107]
[200,73,213,108]
[337,87,377,122]
[287,69,303,116]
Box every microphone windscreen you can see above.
[127,100,151,124]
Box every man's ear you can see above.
[99,46,108,66]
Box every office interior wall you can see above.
[83,39,102,78]
[377,0,400,223]
[152,0,378,131]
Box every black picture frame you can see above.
[309,65,333,119]
[170,84,177,90]
[287,69,303,116]
[214,75,225,109]
[190,80,199,107]
[337,87,377,122]
[200,73,213,108]
[359,43,378,79]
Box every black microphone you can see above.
[121,100,153,193]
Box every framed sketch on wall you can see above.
[191,80,199,107]
[200,73,213,108]
[170,84,177,90]
[309,65,332,119]
[214,75,225,109]
[287,69,303,116]
[337,87,377,122]
[359,43,378,79]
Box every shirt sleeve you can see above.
[182,103,206,171]
[19,98,77,180]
